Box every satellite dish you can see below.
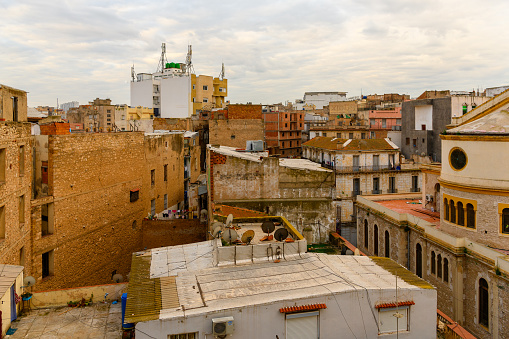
[222,228,238,244]
[112,274,124,283]
[261,221,275,234]
[274,228,289,242]
[212,226,222,238]
[226,214,234,227]
[241,230,255,244]
[23,276,36,287]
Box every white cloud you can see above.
[1,0,509,106]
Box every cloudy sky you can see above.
[2,0,509,107]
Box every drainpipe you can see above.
[407,228,410,269]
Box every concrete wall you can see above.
[209,120,264,149]
[136,281,436,339]
[401,97,451,162]
[130,79,155,109]
[32,282,127,307]
[160,76,191,119]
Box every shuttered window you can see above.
[286,311,319,339]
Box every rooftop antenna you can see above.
[185,44,194,75]
[131,64,137,82]
[157,43,168,73]
[219,62,225,80]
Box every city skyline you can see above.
[2,0,509,107]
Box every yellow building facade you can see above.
[191,74,227,114]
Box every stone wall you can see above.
[141,219,206,250]
[209,119,264,149]
[0,85,28,122]
[227,104,262,119]
[0,122,33,278]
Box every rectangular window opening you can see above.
[42,250,54,278]
[41,203,54,236]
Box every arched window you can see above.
[443,258,449,282]
[467,204,476,229]
[444,198,449,220]
[416,243,422,278]
[502,208,509,234]
[431,251,436,275]
[437,254,442,279]
[385,230,390,258]
[374,225,379,256]
[364,220,369,249]
[479,278,489,328]
[457,202,464,226]
[450,200,456,223]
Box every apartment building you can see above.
[191,74,227,114]
[0,85,33,281]
[67,98,115,132]
[263,105,305,157]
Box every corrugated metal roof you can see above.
[160,276,180,309]
[124,252,162,323]
[0,265,23,297]
[303,136,397,151]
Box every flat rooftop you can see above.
[375,198,441,226]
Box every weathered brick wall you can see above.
[0,122,33,277]
[141,219,206,249]
[227,104,262,119]
[40,122,71,135]
[0,86,28,122]
[209,119,264,149]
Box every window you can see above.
[361,133,366,139]
[203,98,208,103]
[0,148,5,182]
[450,200,456,223]
[396,119,401,125]
[421,124,426,130]
[502,208,509,234]
[41,203,54,236]
[19,247,25,267]
[130,190,139,203]
[411,176,419,192]
[164,194,168,210]
[12,96,19,121]
[374,224,379,256]
[286,311,319,339]
[406,138,410,145]
[373,155,379,170]
[467,204,475,229]
[19,146,25,175]
[0,205,4,239]
[164,164,168,182]
[462,105,468,115]
[431,251,436,275]
[373,177,380,194]
[479,278,489,328]
[370,119,375,126]
[349,133,354,139]
[379,307,409,333]
[151,169,155,186]
[385,231,390,257]
[42,250,54,278]
[107,114,111,117]
[388,177,396,193]
[151,199,156,216]
[437,254,442,279]
[457,202,464,226]
[323,133,327,137]
[353,178,360,196]
[169,334,197,339]
[231,135,235,140]
[353,155,360,171]
[444,198,449,221]
[192,84,195,90]
[107,109,111,113]
[382,119,387,128]
[336,133,341,138]
[19,195,24,225]
[413,139,417,147]
[107,118,111,122]
[416,243,422,278]
[443,258,449,282]
[203,85,208,91]
[364,220,369,249]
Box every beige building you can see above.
[356,108,509,338]
[67,98,115,132]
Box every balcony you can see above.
[352,190,362,197]
[330,165,402,173]
[387,188,398,194]
[371,189,382,195]
[411,187,421,193]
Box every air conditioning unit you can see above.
[212,316,234,337]
[426,194,433,202]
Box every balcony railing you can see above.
[352,190,362,197]
[322,163,401,173]
[411,187,421,192]
[387,188,398,194]
[371,189,382,195]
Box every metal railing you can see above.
[352,190,362,197]
[324,164,401,173]
[411,187,421,193]
[371,189,382,194]
[387,188,398,194]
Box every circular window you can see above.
[450,148,467,171]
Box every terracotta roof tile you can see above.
[302,136,396,151]
[279,303,327,313]
[375,300,415,309]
